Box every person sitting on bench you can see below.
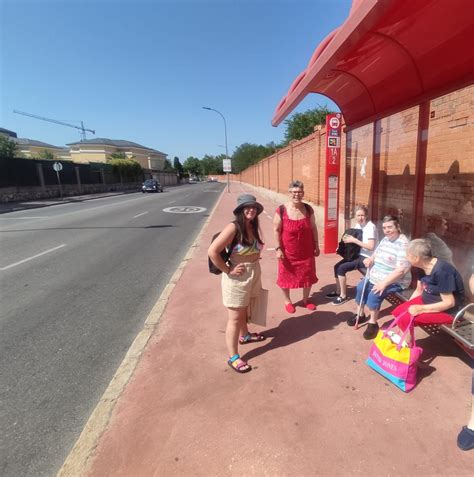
[347,215,411,340]
[326,205,377,305]
[392,238,464,332]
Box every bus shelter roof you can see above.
[272,0,474,129]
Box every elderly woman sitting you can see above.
[392,238,465,331]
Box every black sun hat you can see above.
[233,194,264,216]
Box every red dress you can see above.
[277,205,318,289]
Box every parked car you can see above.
[142,179,163,193]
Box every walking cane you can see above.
[354,266,371,330]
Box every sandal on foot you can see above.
[227,354,251,373]
[239,332,266,344]
[303,302,317,311]
[285,303,296,313]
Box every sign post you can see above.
[222,158,232,192]
[53,161,63,198]
[323,113,342,253]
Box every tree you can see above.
[173,156,184,178]
[201,154,223,175]
[107,154,142,183]
[183,156,202,177]
[0,136,18,159]
[231,143,274,173]
[109,151,129,161]
[282,105,333,144]
[163,159,174,171]
[38,149,55,160]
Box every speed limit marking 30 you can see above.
[163,206,207,214]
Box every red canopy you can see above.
[272,0,474,129]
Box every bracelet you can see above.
[275,246,281,251]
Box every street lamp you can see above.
[202,106,230,192]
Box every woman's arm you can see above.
[273,211,284,259]
[208,222,237,274]
[409,280,423,300]
[309,212,320,257]
[345,235,375,251]
[408,292,455,316]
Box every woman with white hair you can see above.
[392,238,464,331]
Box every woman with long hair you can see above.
[208,194,266,373]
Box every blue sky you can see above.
[1,0,352,160]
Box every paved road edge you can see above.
[57,188,226,477]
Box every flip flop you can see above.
[227,354,251,373]
[239,332,266,344]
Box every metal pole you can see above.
[203,106,230,192]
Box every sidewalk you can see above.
[69,184,472,476]
[0,191,136,214]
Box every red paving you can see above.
[86,184,473,476]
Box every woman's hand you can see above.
[228,263,245,276]
[343,235,355,244]
[314,247,320,257]
[408,304,424,316]
[363,257,374,268]
[276,249,284,260]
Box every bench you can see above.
[384,291,474,353]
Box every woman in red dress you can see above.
[273,181,320,313]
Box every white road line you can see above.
[133,211,149,219]
[0,244,66,271]
[0,216,50,220]
[168,200,176,204]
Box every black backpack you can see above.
[336,228,363,261]
[208,223,238,275]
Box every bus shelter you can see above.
[272,0,474,289]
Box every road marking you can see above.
[0,244,66,271]
[168,200,176,204]
[133,211,149,218]
[163,206,206,214]
[0,216,50,219]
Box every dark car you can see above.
[142,179,163,193]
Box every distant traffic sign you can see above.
[222,159,232,172]
[53,162,63,172]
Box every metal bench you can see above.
[385,291,474,353]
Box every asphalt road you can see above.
[0,182,224,476]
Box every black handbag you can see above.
[336,228,363,261]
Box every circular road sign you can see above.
[163,206,207,214]
[329,117,340,129]
[53,162,63,172]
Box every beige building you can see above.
[67,138,167,170]
[14,138,71,160]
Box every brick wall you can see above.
[222,85,473,274]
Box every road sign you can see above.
[222,159,232,172]
[53,162,63,172]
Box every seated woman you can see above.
[326,205,377,305]
[393,238,465,331]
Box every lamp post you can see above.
[202,106,230,192]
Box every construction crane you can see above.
[13,109,95,141]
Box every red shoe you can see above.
[285,303,296,313]
[304,302,317,311]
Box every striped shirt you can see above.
[369,234,411,289]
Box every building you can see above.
[67,138,167,171]
[14,138,71,160]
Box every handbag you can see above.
[366,311,423,392]
[248,288,268,327]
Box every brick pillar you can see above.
[75,166,82,193]
[36,163,46,190]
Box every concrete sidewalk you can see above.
[0,191,136,214]
[63,184,472,476]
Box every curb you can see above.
[57,188,226,477]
